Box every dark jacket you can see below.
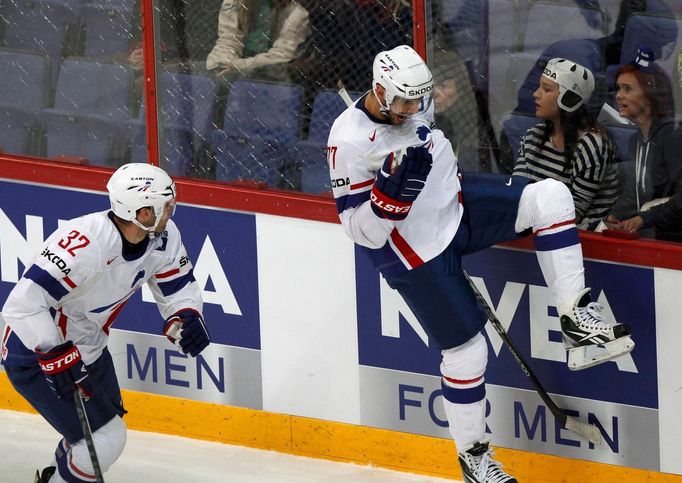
[611,117,682,240]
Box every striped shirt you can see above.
[513,122,619,229]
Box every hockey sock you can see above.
[440,333,488,450]
[441,377,487,450]
[534,222,585,311]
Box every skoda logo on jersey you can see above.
[416,125,431,142]
[41,247,71,276]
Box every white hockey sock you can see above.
[516,179,585,311]
[440,334,488,450]
[534,226,585,311]
[442,390,487,450]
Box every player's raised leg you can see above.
[516,178,634,369]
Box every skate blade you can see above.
[567,336,635,371]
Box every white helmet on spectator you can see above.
[372,45,434,115]
[107,163,176,231]
[542,58,595,112]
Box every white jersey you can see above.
[1,210,202,366]
[327,94,463,277]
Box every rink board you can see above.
[1,179,681,481]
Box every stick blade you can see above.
[565,416,602,445]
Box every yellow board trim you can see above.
[2,372,680,482]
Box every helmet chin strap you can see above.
[131,206,164,233]
[372,85,392,118]
[131,218,159,233]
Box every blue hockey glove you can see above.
[370,146,433,221]
[163,308,210,357]
[37,341,93,400]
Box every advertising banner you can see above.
[0,180,262,408]
[0,178,668,471]
[355,245,658,469]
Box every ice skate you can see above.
[560,288,635,370]
[34,466,55,483]
[458,440,517,483]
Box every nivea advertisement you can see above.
[354,244,658,468]
[0,180,262,408]
[0,178,671,472]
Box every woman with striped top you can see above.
[513,58,619,230]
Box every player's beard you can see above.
[388,111,408,125]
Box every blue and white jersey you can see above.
[2,210,202,366]
[327,93,463,277]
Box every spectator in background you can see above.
[605,48,682,241]
[513,58,619,230]
[129,0,223,67]
[205,0,310,82]
[290,0,412,131]
[431,50,489,173]
[512,0,677,117]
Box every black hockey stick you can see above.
[58,328,105,482]
[463,270,603,445]
[73,389,105,482]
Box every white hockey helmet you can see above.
[542,58,595,113]
[106,163,176,232]
[372,45,434,116]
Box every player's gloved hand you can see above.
[37,341,93,400]
[163,308,210,357]
[370,146,433,221]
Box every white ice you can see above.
[0,409,458,482]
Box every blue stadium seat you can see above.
[507,2,607,113]
[83,0,135,7]
[440,0,467,24]
[500,112,540,163]
[520,2,605,57]
[1,0,80,88]
[41,58,132,165]
[0,49,50,154]
[211,80,302,185]
[618,14,681,79]
[297,90,357,194]
[81,3,135,57]
[128,70,216,176]
[487,0,521,113]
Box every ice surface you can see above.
[0,409,458,482]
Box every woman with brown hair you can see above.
[606,47,682,241]
[513,58,619,230]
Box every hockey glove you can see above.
[37,341,93,400]
[163,308,210,357]
[370,146,433,221]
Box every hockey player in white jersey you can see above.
[1,163,210,482]
[328,45,635,483]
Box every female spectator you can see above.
[606,48,682,241]
[513,58,619,229]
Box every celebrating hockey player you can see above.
[327,45,635,483]
[1,163,210,482]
